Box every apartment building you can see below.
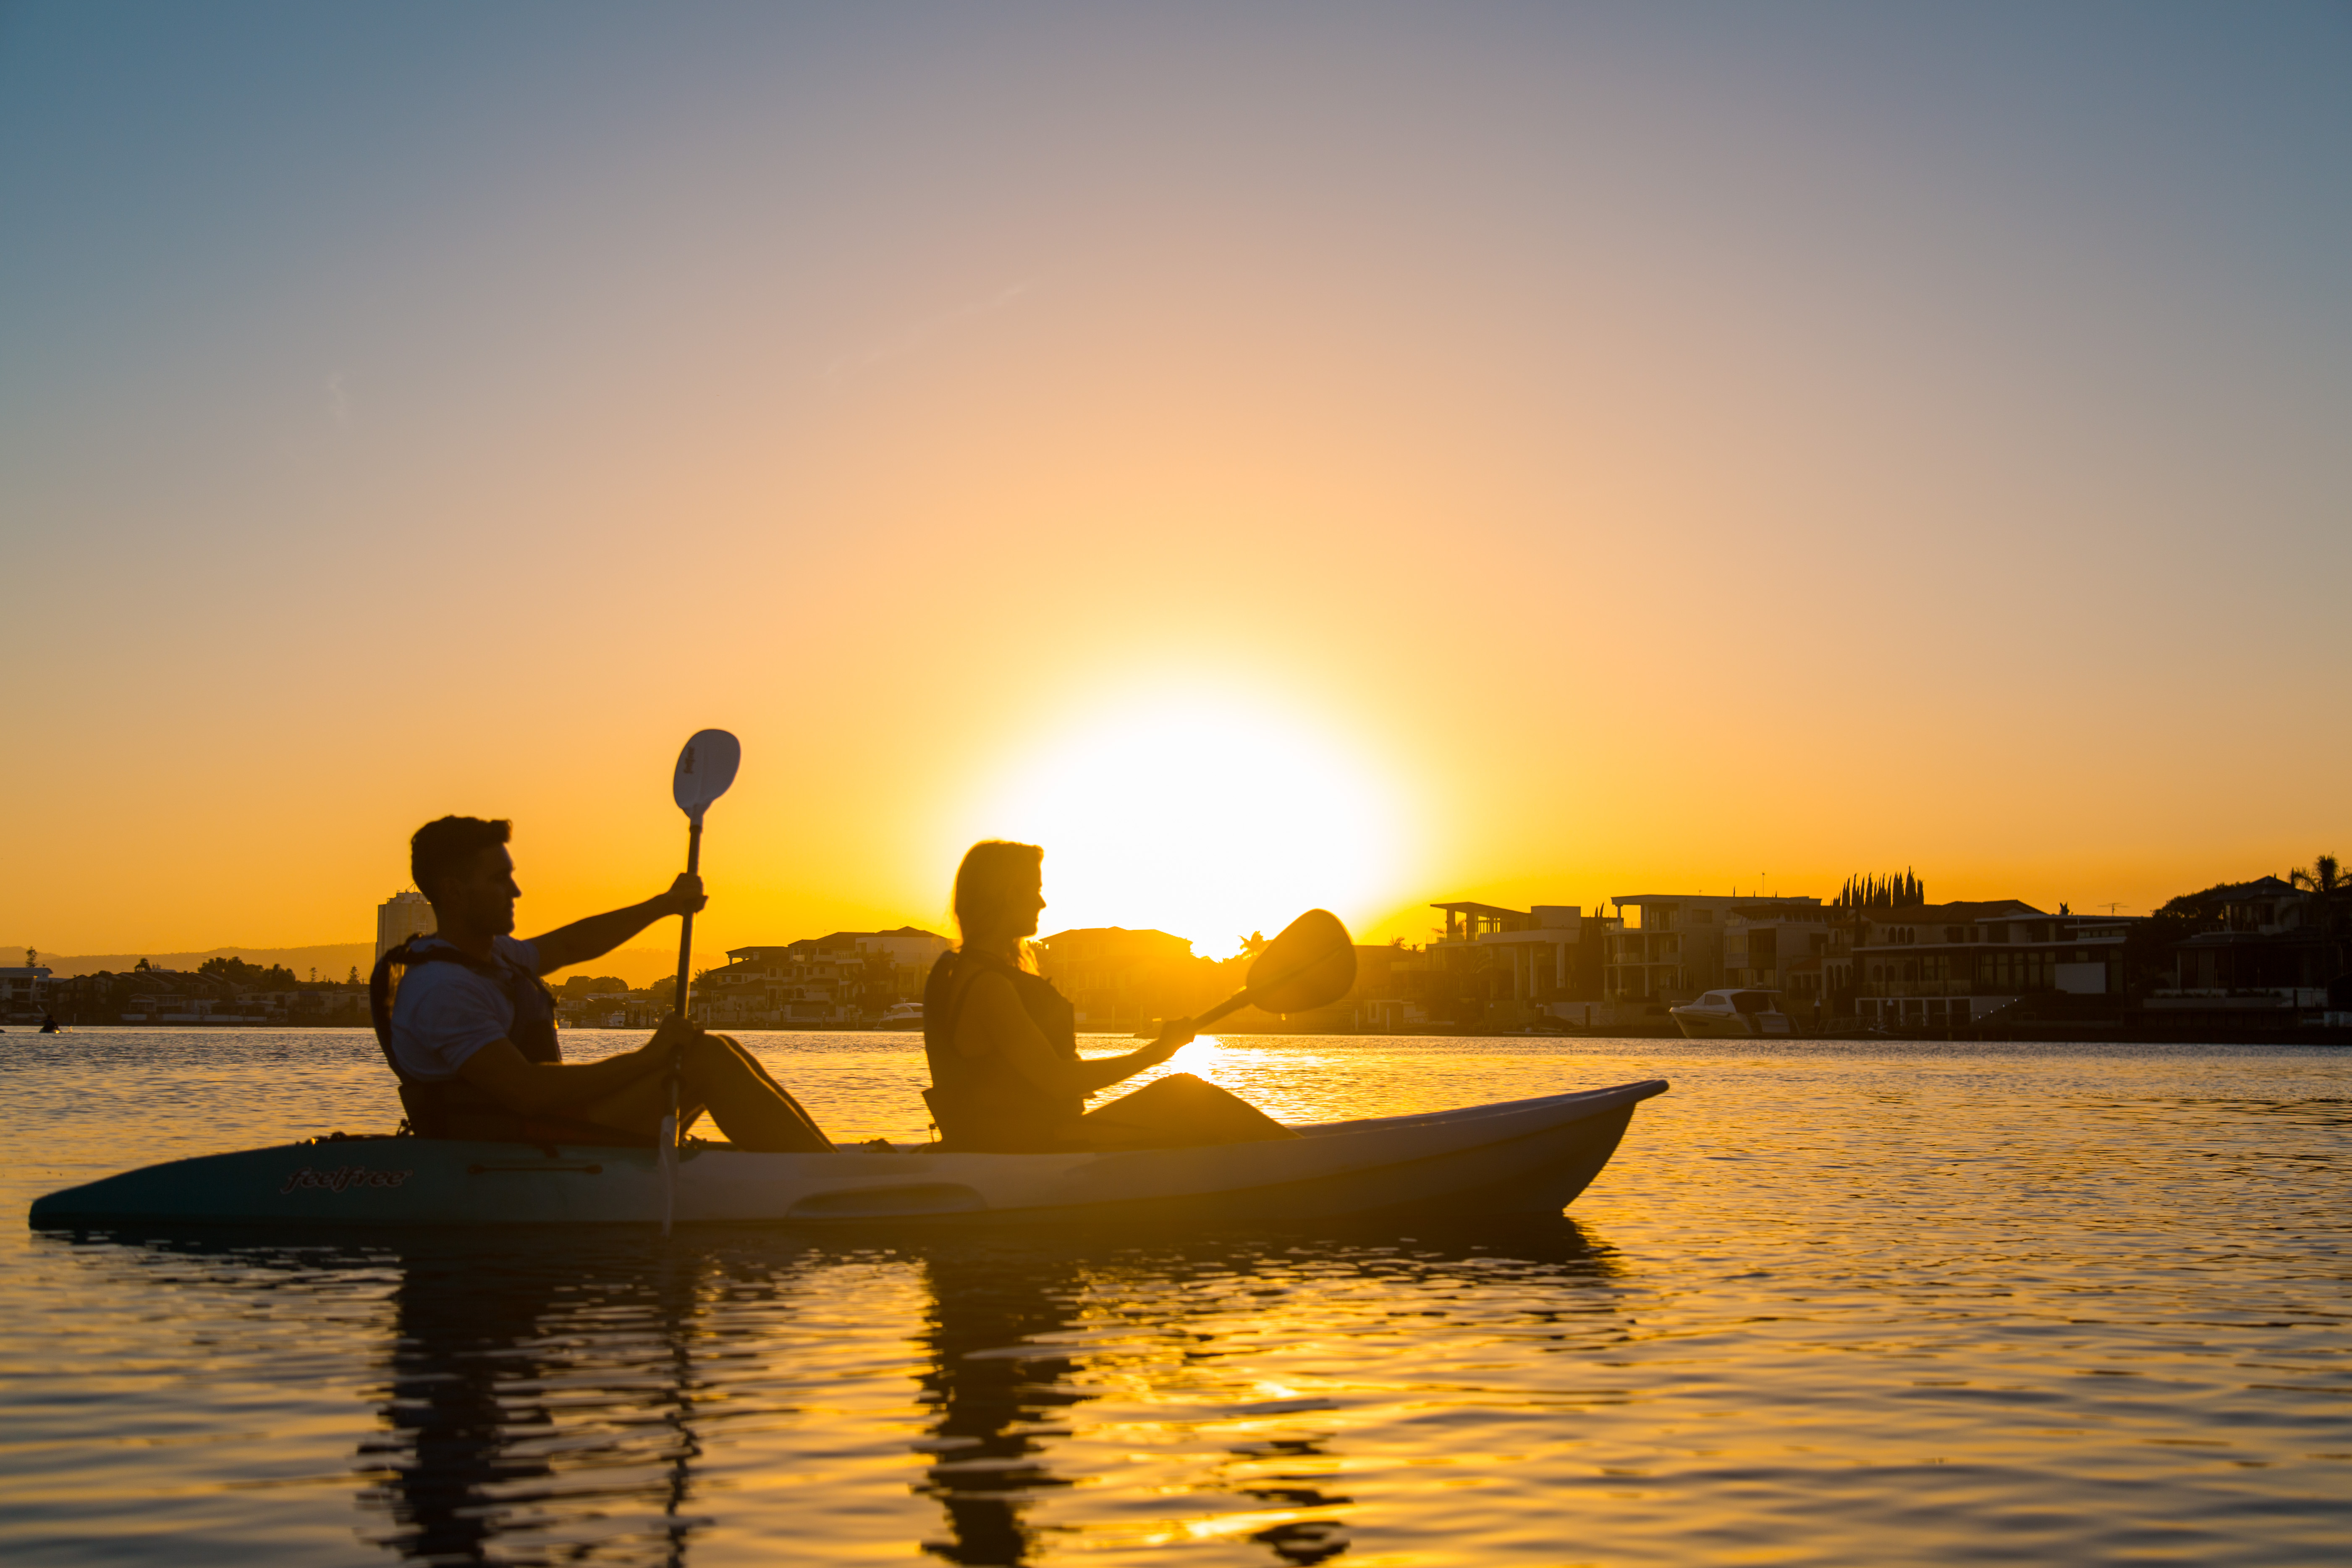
[375,890,436,963]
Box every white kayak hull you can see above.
[28,1080,1666,1229]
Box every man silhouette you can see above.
[376,815,831,1151]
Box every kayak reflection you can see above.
[37,1214,1627,1566]
[357,1236,736,1564]
[915,1246,1092,1565]
[910,1221,1623,1566]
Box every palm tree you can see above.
[2289,853,2346,991]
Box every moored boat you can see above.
[1669,990,1793,1038]
[27,1079,1666,1229]
[871,1000,925,1030]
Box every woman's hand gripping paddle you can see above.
[1168,910,1358,1046]
[660,729,741,1236]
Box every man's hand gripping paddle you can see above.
[660,728,741,1236]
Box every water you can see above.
[2,1029,2345,1565]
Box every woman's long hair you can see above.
[952,840,1043,973]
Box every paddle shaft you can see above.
[663,814,704,1204]
[1192,987,1252,1031]
[671,817,705,1021]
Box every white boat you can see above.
[871,1001,925,1030]
[1668,989,1794,1038]
[27,1080,1666,1229]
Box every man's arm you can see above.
[525,874,704,974]
[454,1016,692,1112]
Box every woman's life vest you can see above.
[921,949,1085,1151]
[369,937,642,1147]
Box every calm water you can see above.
[2,1030,2345,1566]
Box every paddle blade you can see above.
[672,730,742,822]
[1243,908,1357,1016]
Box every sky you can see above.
[3,2,2347,962]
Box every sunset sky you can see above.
[3,3,2346,962]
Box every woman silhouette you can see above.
[921,841,1296,1152]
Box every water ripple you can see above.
[1,1032,2347,1563]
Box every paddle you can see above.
[660,728,741,1236]
[1181,909,1359,1037]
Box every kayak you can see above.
[27,1078,1666,1229]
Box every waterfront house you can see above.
[697,943,860,1026]
[852,927,957,1008]
[1,966,52,1025]
[696,927,951,1026]
[1847,901,2152,1030]
[1037,927,1221,1030]
[1723,903,1840,1007]
[1427,902,1615,1027]
[1343,940,1434,1031]
[2141,876,2342,1032]
[1606,894,1819,1005]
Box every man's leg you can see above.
[577,1069,707,1141]
[685,1033,833,1151]
[578,1034,830,1152]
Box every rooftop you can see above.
[1862,900,2043,923]
[728,927,947,962]
[1613,893,1820,907]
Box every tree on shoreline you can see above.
[1833,870,1924,911]
[198,955,349,991]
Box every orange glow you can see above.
[946,688,1415,955]
[3,11,2345,958]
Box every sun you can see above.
[966,696,1406,956]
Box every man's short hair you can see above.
[411,816,511,903]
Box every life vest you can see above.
[921,949,1085,1151]
[368,937,644,1147]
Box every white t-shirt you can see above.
[387,935,544,1081]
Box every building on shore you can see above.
[694,927,952,1027]
[1845,900,2148,1030]
[1723,903,1844,1011]
[1,966,52,1025]
[1425,902,1618,1029]
[375,890,435,963]
[1606,894,1820,1005]
[2142,877,2345,1032]
[1036,927,1224,1031]
[45,966,369,1026]
[1341,941,1434,1031]
[1207,939,1443,1034]
[854,927,959,1006]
